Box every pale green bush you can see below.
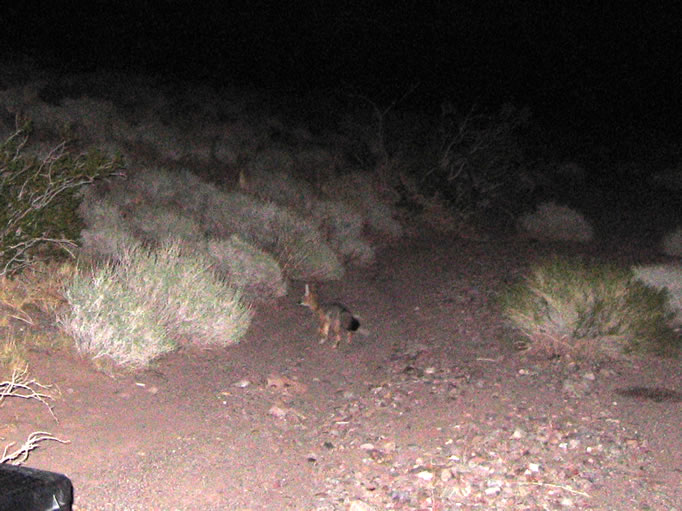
[500,257,679,359]
[208,235,287,298]
[126,204,204,245]
[207,192,344,281]
[517,201,594,242]
[661,227,682,257]
[61,241,252,368]
[61,254,175,368]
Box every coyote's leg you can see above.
[331,321,343,348]
[319,320,330,344]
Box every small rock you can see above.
[268,405,288,419]
[349,500,376,511]
[233,379,250,388]
[527,462,540,473]
[360,443,375,450]
[382,441,396,452]
[582,372,596,381]
[511,428,525,439]
[440,468,453,482]
[416,470,433,481]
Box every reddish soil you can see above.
[9,235,682,510]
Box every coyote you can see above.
[300,284,360,348]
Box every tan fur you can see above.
[300,284,360,348]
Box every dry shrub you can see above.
[126,204,205,245]
[517,202,594,242]
[322,171,403,240]
[633,264,682,327]
[61,241,253,368]
[208,235,287,299]
[311,200,375,266]
[0,262,75,367]
[661,227,682,257]
[500,257,679,360]
[207,191,344,281]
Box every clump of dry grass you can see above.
[500,257,679,360]
[0,262,76,369]
[311,200,375,267]
[208,235,287,299]
[661,227,682,257]
[517,202,594,242]
[60,241,253,368]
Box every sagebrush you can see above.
[61,241,252,368]
[500,257,679,359]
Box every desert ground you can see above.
[12,232,681,511]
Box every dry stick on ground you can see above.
[0,366,58,421]
[0,366,69,464]
[1,431,69,465]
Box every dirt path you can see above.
[16,235,682,510]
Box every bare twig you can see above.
[1,431,69,465]
[0,366,59,422]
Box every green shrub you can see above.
[77,198,137,262]
[60,254,175,368]
[500,257,679,359]
[207,192,344,281]
[126,204,205,245]
[61,241,253,368]
[208,235,287,299]
[311,199,375,266]
[0,125,124,275]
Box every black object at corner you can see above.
[0,464,73,511]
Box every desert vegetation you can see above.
[1,65,681,482]
[1,67,680,373]
[500,257,680,359]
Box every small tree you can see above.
[425,103,530,217]
[0,123,124,275]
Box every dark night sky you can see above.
[2,2,681,132]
